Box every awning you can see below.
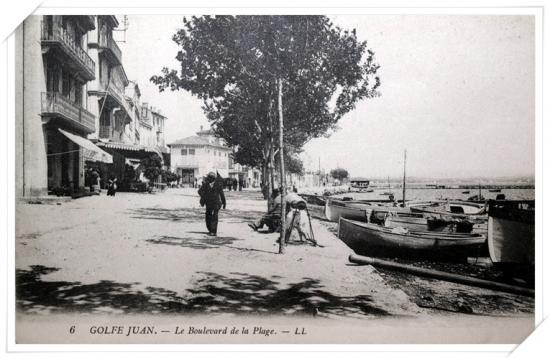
[125,157,141,168]
[58,128,113,164]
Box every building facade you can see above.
[15,15,111,198]
[15,15,169,198]
[169,127,232,186]
[169,127,262,188]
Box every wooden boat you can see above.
[462,190,470,194]
[299,194,326,206]
[324,198,408,223]
[409,200,486,216]
[384,212,430,231]
[383,211,483,233]
[488,189,502,193]
[338,218,487,259]
[487,200,534,265]
[324,198,369,222]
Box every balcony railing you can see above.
[41,21,95,80]
[173,158,200,168]
[41,92,95,133]
[99,34,122,65]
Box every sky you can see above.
[117,15,535,179]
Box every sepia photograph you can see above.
[11,9,538,345]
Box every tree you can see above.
[151,16,381,253]
[330,167,349,181]
[141,154,163,182]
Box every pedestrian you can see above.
[238,178,243,191]
[232,178,238,191]
[198,172,226,236]
[107,177,117,196]
[91,167,100,193]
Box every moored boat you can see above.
[324,198,369,222]
[409,200,486,216]
[487,200,535,265]
[324,198,408,223]
[299,193,327,206]
[338,218,487,259]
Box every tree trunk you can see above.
[278,78,286,254]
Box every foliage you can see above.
[161,170,180,183]
[330,167,349,181]
[141,154,163,181]
[150,15,381,172]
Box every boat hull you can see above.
[338,218,487,259]
[324,198,409,223]
[324,199,368,222]
[487,200,535,265]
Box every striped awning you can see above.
[58,129,113,164]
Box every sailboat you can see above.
[380,176,394,196]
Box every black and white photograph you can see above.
[8,5,542,347]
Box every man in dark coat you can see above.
[198,172,226,236]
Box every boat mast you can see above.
[402,149,407,207]
[479,183,482,200]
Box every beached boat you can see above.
[383,212,431,231]
[324,198,408,223]
[299,194,326,206]
[409,200,486,216]
[324,198,369,222]
[338,218,487,259]
[487,200,535,265]
[462,190,470,194]
[488,189,502,193]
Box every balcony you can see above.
[41,22,96,81]
[41,92,96,134]
[99,35,122,66]
[173,157,200,169]
[99,125,111,139]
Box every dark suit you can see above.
[198,178,226,235]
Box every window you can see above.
[189,149,195,155]
[181,149,187,156]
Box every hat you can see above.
[207,172,216,179]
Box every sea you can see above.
[333,188,535,202]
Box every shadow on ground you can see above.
[16,265,388,317]
[146,235,276,254]
[130,207,261,223]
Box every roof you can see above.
[350,177,370,182]
[168,136,230,150]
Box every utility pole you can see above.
[318,157,321,187]
[278,79,286,254]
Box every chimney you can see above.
[200,125,203,131]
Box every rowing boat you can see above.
[487,200,534,265]
[324,198,408,222]
[338,217,487,259]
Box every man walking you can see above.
[198,172,226,236]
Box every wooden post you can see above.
[278,78,286,254]
[402,149,407,207]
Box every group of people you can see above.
[198,171,315,245]
[84,166,118,196]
